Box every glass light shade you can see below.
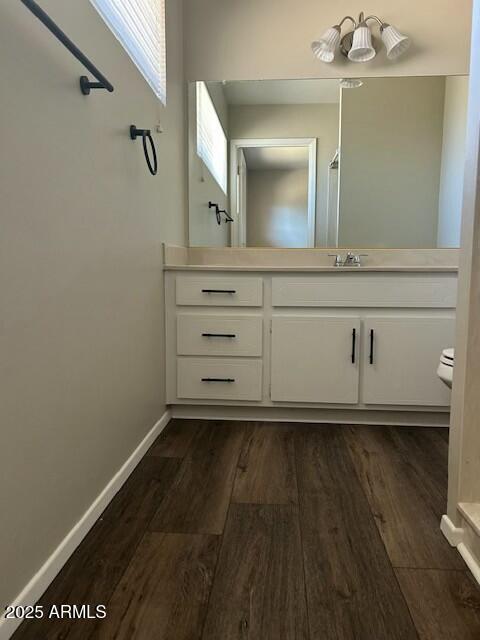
[348,25,376,62]
[340,78,364,89]
[381,24,410,60]
[311,26,341,63]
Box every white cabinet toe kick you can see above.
[165,271,457,425]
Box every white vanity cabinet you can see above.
[270,315,454,407]
[361,316,455,406]
[177,314,263,357]
[176,276,263,307]
[165,269,457,423]
[177,358,263,401]
[167,274,264,404]
[271,316,361,404]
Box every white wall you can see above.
[188,82,230,246]
[229,104,339,246]
[0,0,186,609]
[247,169,309,246]
[184,0,472,81]
[338,77,445,248]
[437,76,470,247]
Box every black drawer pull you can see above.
[201,289,236,294]
[202,333,237,338]
[201,377,235,383]
[369,329,375,364]
[351,328,356,364]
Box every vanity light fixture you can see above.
[312,12,410,63]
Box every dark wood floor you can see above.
[13,420,480,640]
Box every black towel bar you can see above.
[21,0,114,95]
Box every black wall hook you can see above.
[130,125,158,176]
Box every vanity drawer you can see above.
[177,358,262,401]
[177,314,263,356]
[272,274,457,308]
[176,276,263,307]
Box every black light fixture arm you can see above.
[130,125,158,176]
[20,0,114,95]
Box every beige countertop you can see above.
[164,264,458,273]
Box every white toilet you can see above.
[437,348,454,388]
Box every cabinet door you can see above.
[362,316,455,406]
[271,316,360,404]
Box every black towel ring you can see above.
[208,201,222,225]
[130,125,158,176]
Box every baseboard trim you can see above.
[0,410,171,640]
[170,404,450,428]
[441,514,480,587]
[440,514,464,546]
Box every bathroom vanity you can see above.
[165,250,457,426]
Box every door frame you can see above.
[229,138,317,247]
[446,0,480,530]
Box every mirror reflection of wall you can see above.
[339,76,469,248]
[188,81,230,247]
[188,76,468,249]
[244,146,310,247]
[234,141,316,248]
[227,80,339,247]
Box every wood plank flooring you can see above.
[344,425,464,570]
[93,532,219,640]
[232,422,297,504]
[202,503,308,639]
[296,426,418,639]
[396,568,480,639]
[149,420,244,535]
[13,420,480,640]
[11,456,182,640]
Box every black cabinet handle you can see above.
[201,377,235,383]
[201,333,236,338]
[351,328,356,364]
[201,289,236,294]
[369,329,375,364]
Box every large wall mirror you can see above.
[188,76,468,249]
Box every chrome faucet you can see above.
[343,251,357,265]
[328,252,368,267]
[328,253,343,267]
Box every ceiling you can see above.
[224,79,340,105]
[243,146,309,171]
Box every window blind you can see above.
[196,82,228,194]
[90,0,166,104]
